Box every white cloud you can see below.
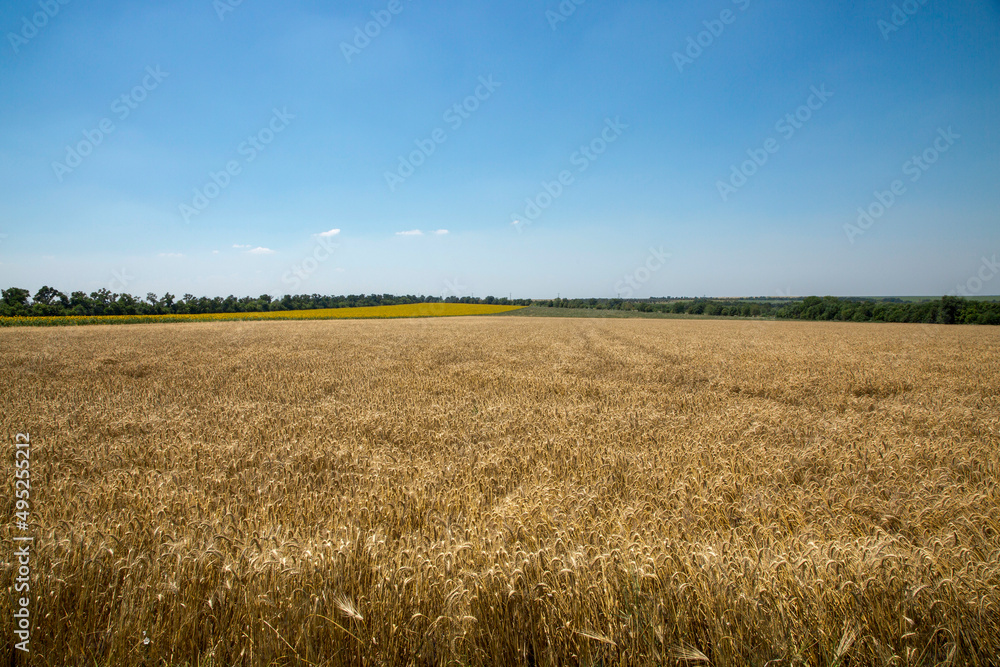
[247,247,276,255]
[318,228,341,237]
[396,229,424,236]
[158,252,184,258]
[212,250,220,254]
[233,244,251,249]
[434,229,449,235]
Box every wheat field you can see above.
[1,316,998,666]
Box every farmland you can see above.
[1,317,998,665]
[0,302,523,327]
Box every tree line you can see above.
[538,295,1000,325]
[0,287,531,317]
[3,287,997,324]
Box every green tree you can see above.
[33,285,67,307]
[1,287,31,316]
[937,296,962,325]
[2,287,30,307]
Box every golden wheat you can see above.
[1,317,997,665]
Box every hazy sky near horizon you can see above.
[1,0,998,299]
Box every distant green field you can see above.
[504,297,1000,323]
[877,295,1000,303]
[630,296,1000,303]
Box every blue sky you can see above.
[1,0,997,299]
